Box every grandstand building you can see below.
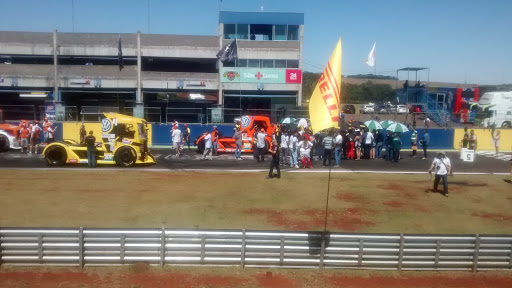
[0,11,304,122]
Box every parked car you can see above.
[375,104,391,114]
[341,104,356,114]
[390,104,409,114]
[359,104,375,114]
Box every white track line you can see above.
[0,167,508,175]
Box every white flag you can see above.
[365,42,376,67]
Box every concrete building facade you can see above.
[0,11,304,122]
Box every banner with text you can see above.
[220,68,302,84]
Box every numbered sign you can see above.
[461,149,475,162]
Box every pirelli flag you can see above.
[309,38,342,132]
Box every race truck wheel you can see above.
[0,134,9,152]
[114,146,137,167]
[501,121,511,129]
[197,137,205,153]
[44,146,67,166]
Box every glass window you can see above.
[224,24,236,39]
[274,25,286,40]
[223,60,235,68]
[250,24,273,40]
[236,24,248,39]
[248,59,260,68]
[274,60,286,68]
[261,59,274,68]
[237,59,247,67]
[288,25,299,40]
[287,60,299,68]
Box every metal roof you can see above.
[396,67,429,72]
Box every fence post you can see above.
[509,241,512,269]
[37,234,43,264]
[200,235,206,265]
[358,239,364,267]
[398,234,404,271]
[160,228,165,268]
[434,240,441,269]
[240,229,246,269]
[78,227,84,269]
[120,234,125,265]
[319,234,326,270]
[472,234,480,272]
[280,236,285,267]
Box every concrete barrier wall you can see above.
[399,129,454,150]
[151,123,236,146]
[453,128,512,151]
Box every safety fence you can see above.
[1,228,511,271]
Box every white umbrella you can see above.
[386,123,409,133]
[280,117,296,124]
[297,118,309,128]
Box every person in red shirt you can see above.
[19,124,31,153]
[30,121,42,154]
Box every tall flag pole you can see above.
[308,38,342,132]
[365,42,376,75]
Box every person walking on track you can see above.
[421,129,430,159]
[266,140,280,179]
[428,151,452,196]
[201,131,213,160]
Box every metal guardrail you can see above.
[1,228,511,271]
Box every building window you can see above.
[237,59,247,67]
[288,25,299,40]
[274,60,286,68]
[287,60,299,68]
[274,25,287,41]
[250,24,273,40]
[223,60,236,68]
[261,59,274,68]
[236,24,249,39]
[248,59,260,68]
[224,24,236,39]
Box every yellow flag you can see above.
[308,38,342,132]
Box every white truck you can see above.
[479,91,512,128]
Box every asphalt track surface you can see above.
[0,148,510,174]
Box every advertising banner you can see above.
[221,68,302,84]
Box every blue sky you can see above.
[1,0,511,85]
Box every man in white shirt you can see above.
[289,132,299,168]
[280,131,289,166]
[428,152,452,196]
[172,126,182,156]
[201,131,213,160]
[298,137,313,168]
[256,128,266,162]
[334,131,343,167]
[364,129,374,159]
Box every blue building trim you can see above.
[220,11,304,25]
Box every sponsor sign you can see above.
[70,79,91,85]
[101,118,113,133]
[68,159,78,163]
[243,143,252,150]
[220,68,302,84]
[104,154,114,161]
[461,148,475,162]
[45,104,56,121]
[240,116,252,128]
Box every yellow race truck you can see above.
[43,113,155,167]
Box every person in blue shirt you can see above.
[375,129,384,159]
[421,129,430,159]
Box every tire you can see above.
[44,146,67,166]
[114,146,137,167]
[501,122,511,129]
[0,134,9,152]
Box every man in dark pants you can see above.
[421,129,430,159]
[392,133,402,163]
[85,131,96,168]
[266,140,280,179]
[428,152,452,196]
[322,131,334,167]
